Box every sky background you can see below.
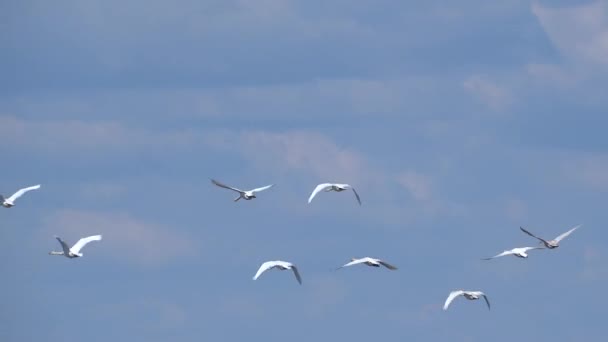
[1,0,608,341]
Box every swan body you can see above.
[1,184,41,208]
[520,224,581,249]
[308,183,361,205]
[253,260,302,284]
[49,235,102,258]
[336,257,397,270]
[482,246,545,260]
[443,290,490,310]
[211,179,273,201]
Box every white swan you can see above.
[482,246,545,260]
[336,257,397,270]
[253,260,302,284]
[1,184,41,208]
[49,235,102,258]
[443,290,490,311]
[308,183,361,205]
[520,224,581,249]
[211,179,273,202]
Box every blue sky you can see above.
[1,0,607,341]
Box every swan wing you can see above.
[443,290,465,310]
[378,260,398,270]
[335,258,367,270]
[70,235,102,254]
[55,236,71,255]
[291,265,302,284]
[554,224,581,243]
[251,184,274,193]
[519,226,549,244]
[482,250,513,260]
[482,294,491,310]
[6,184,41,203]
[211,179,243,194]
[522,246,545,252]
[350,187,362,205]
[253,261,278,280]
[308,183,332,203]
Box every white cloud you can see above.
[563,154,608,191]
[42,209,197,266]
[525,63,579,87]
[209,129,373,185]
[581,245,608,281]
[463,75,512,110]
[95,297,188,329]
[79,182,126,200]
[532,1,608,67]
[396,171,433,202]
[0,115,197,153]
[504,198,528,222]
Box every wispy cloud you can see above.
[42,209,197,266]
[207,129,374,186]
[94,297,188,330]
[79,182,126,200]
[0,115,196,153]
[581,245,608,281]
[463,75,512,110]
[532,1,608,67]
[396,171,433,202]
[561,153,608,191]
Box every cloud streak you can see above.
[532,1,608,67]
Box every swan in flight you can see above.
[49,235,102,258]
[482,246,545,260]
[211,179,273,202]
[1,184,41,208]
[443,290,490,311]
[336,257,398,270]
[519,224,581,249]
[253,260,302,284]
[308,183,361,205]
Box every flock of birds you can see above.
[3,180,581,311]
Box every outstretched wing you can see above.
[520,227,548,244]
[443,290,465,310]
[6,184,41,203]
[70,235,102,254]
[482,250,513,260]
[482,294,491,310]
[55,236,71,255]
[211,179,243,193]
[251,184,274,193]
[378,260,398,270]
[308,183,332,203]
[253,261,278,280]
[335,258,367,270]
[291,265,302,285]
[554,224,581,243]
[522,246,545,253]
[350,187,362,205]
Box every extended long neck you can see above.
[49,251,65,256]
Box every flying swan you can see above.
[253,260,302,284]
[211,179,273,202]
[519,224,581,249]
[336,257,398,270]
[49,235,103,258]
[482,246,545,260]
[308,183,361,205]
[1,184,41,208]
[443,290,490,311]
